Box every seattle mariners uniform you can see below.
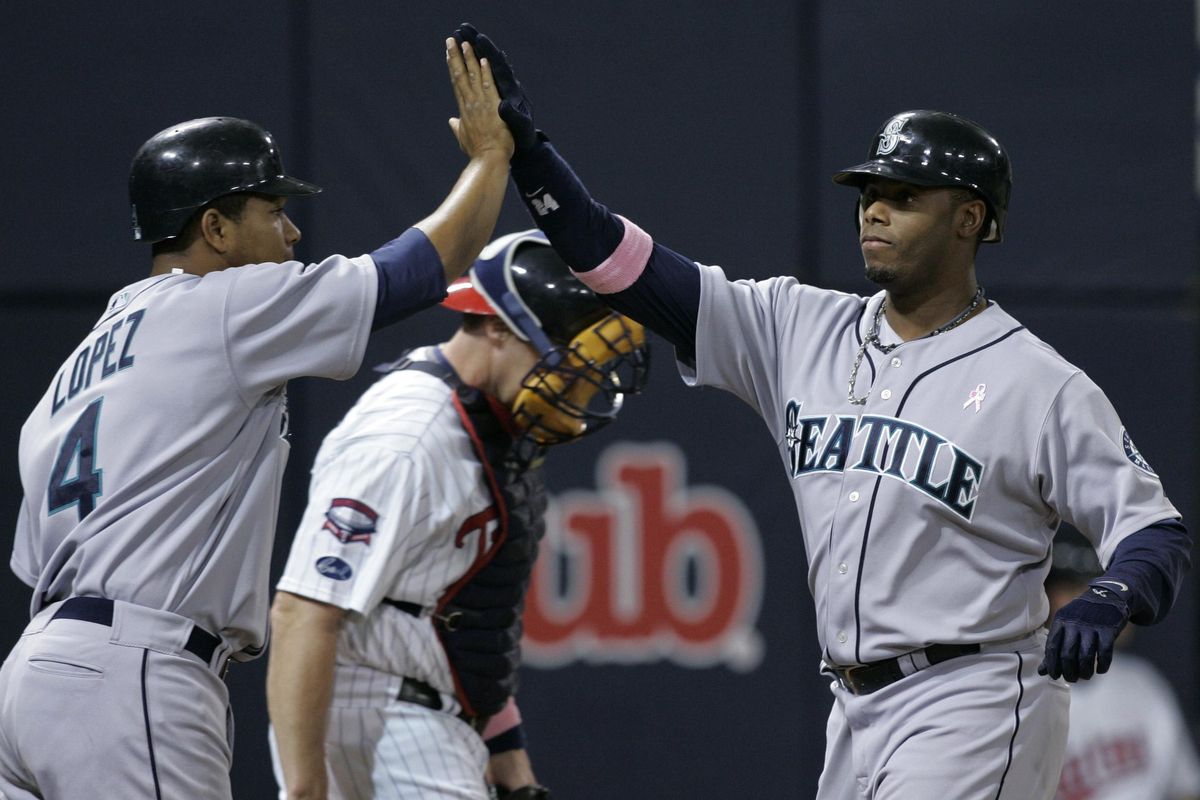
[453,25,1193,800]
[0,39,514,800]
[267,232,647,800]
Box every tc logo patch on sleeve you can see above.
[1121,428,1157,476]
[315,556,354,581]
[322,498,379,544]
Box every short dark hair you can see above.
[151,193,254,256]
[459,313,493,334]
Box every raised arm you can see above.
[415,38,515,282]
[451,24,703,359]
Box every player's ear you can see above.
[483,316,513,346]
[198,207,232,254]
[956,197,986,241]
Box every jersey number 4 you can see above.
[47,398,104,521]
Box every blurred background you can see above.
[1,2,1196,797]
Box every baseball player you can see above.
[0,39,512,800]
[451,24,1193,799]
[265,230,647,800]
[1047,527,1200,800]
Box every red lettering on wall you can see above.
[523,442,764,671]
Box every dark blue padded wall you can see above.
[0,3,1193,798]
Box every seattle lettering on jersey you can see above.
[51,310,145,417]
[784,400,985,520]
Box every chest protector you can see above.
[390,356,548,719]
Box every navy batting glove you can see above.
[454,23,541,155]
[1038,583,1131,682]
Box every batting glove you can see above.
[1038,583,1131,682]
[454,23,542,155]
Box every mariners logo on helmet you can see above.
[876,117,907,156]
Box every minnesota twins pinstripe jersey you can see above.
[682,266,1178,666]
[277,347,497,694]
[12,255,378,655]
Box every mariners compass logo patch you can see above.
[1121,428,1156,476]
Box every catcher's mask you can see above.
[442,230,649,449]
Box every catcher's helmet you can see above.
[443,230,649,449]
[129,117,321,243]
[442,230,612,357]
[832,110,1012,243]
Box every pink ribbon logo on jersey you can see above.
[962,383,986,413]
[323,498,380,545]
[522,442,765,673]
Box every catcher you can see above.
[266,231,648,800]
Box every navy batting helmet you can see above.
[833,110,1012,243]
[129,117,321,243]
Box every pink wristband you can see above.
[482,696,522,740]
[571,215,653,294]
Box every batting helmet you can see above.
[128,117,321,243]
[442,230,649,448]
[832,110,1012,243]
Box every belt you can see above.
[397,676,486,733]
[828,643,981,696]
[51,597,226,675]
[383,598,423,617]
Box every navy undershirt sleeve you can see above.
[510,141,700,359]
[369,227,448,330]
[605,243,700,362]
[1100,518,1191,625]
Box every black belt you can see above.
[51,597,224,669]
[385,600,486,731]
[383,598,424,617]
[828,643,981,696]
[397,677,486,733]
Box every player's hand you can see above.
[453,24,540,156]
[445,36,514,161]
[1038,583,1131,682]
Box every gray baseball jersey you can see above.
[681,265,1177,666]
[12,255,377,656]
[272,347,498,798]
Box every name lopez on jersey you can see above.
[50,310,146,416]
[784,400,985,520]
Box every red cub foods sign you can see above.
[524,442,765,671]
